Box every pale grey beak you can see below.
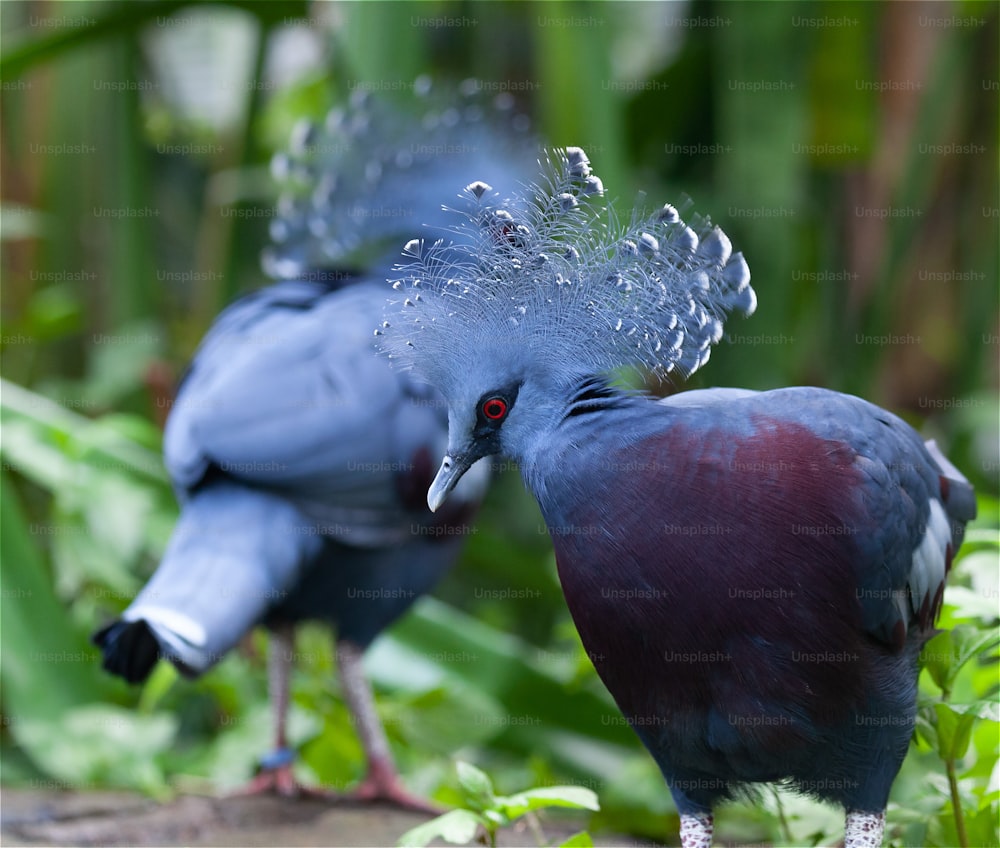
[427,454,473,512]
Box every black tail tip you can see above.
[91,619,161,685]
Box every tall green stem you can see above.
[946,757,969,848]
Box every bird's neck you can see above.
[559,376,636,421]
[516,376,659,505]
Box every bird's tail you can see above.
[92,481,322,684]
[261,76,538,281]
[92,618,163,684]
[924,439,977,556]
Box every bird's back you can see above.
[165,276,456,530]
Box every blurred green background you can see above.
[1,2,997,846]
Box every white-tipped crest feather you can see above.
[377,147,755,392]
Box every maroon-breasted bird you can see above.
[378,147,975,845]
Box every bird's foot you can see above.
[228,748,336,800]
[228,749,438,813]
[346,757,442,815]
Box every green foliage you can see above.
[906,517,1000,848]
[398,761,598,848]
[1,383,638,811]
[16,705,178,799]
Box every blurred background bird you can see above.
[380,148,977,845]
[92,81,535,810]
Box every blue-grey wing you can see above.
[164,278,448,515]
[662,386,975,647]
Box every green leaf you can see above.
[956,699,1000,723]
[397,808,483,848]
[913,705,938,751]
[496,785,600,819]
[559,833,595,848]
[84,473,156,561]
[456,760,495,811]
[942,584,1000,624]
[963,806,1000,848]
[0,472,113,724]
[0,419,77,491]
[949,627,1000,677]
[922,627,1000,693]
[136,660,179,714]
[922,630,956,691]
[16,703,176,797]
[958,528,1000,549]
[934,703,979,761]
[97,412,164,453]
[0,378,168,485]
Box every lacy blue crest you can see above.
[377,147,756,389]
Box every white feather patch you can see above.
[123,605,209,670]
[909,499,949,616]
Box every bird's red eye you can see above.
[482,397,508,420]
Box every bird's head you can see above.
[424,353,583,511]
[376,147,755,511]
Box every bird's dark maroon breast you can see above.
[549,415,879,744]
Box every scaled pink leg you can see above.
[337,639,440,814]
[844,810,885,848]
[679,812,714,848]
[231,626,331,798]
